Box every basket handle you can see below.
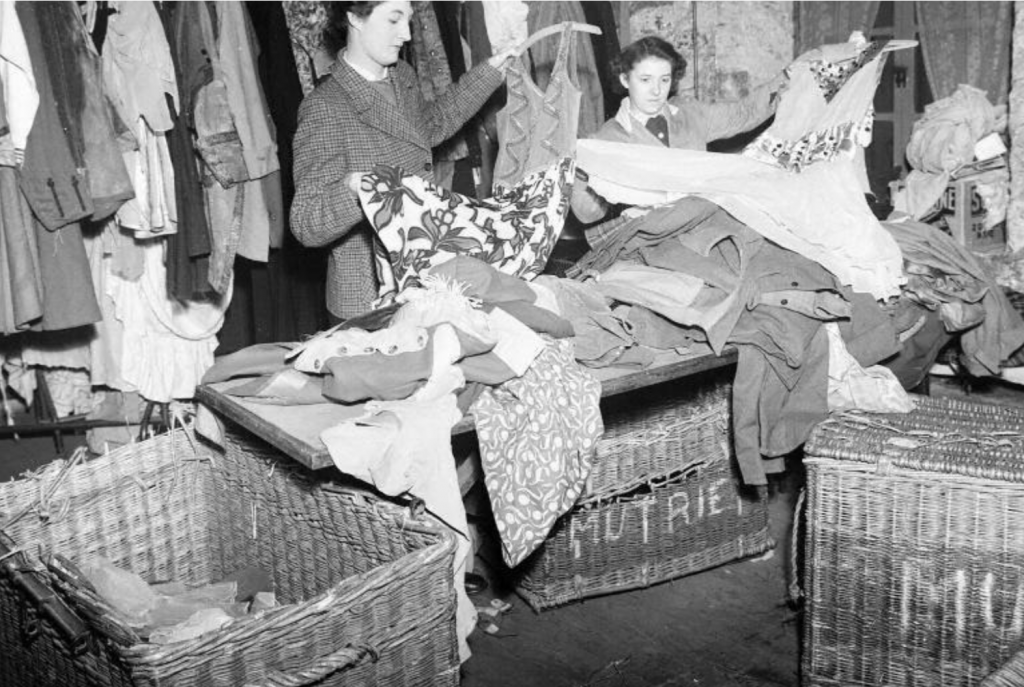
[247,644,379,687]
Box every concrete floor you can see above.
[1,374,1022,687]
[458,374,1024,687]
[462,471,802,687]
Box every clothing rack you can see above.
[0,372,170,456]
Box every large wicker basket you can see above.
[803,395,1024,687]
[515,380,773,610]
[0,427,459,687]
[982,650,1024,687]
[581,379,733,504]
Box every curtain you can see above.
[795,2,880,54]
[917,1,1012,105]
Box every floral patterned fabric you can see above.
[808,41,885,102]
[358,158,575,299]
[472,339,603,568]
[744,111,873,172]
[283,1,328,96]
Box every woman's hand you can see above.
[488,48,516,75]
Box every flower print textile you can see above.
[358,157,575,300]
[472,339,603,568]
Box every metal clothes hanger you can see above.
[513,22,602,59]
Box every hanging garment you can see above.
[16,2,93,230]
[108,239,226,403]
[102,0,178,236]
[217,2,278,182]
[579,0,621,121]
[221,0,323,351]
[0,166,43,334]
[282,0,330,96]
[0,1,38,157]
[524,1,603,138]
[0,74,8,161]
[197,0,282,272]
[19,327,93,372]
[744,41,886,173]
[357,158,575,299]
[492,23,582,193]
[409,2,469,175]
[193,2,280,293]
[36,1,134,223]
[576,138,905,300]
[84,222,128,391]
[101,0,178,132]
[473,339,603,567]
[15,3,102,331]
[162,1,213,300]
[39,368,93,418]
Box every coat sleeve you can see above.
[290,92,362,248]
[412,61,504,148]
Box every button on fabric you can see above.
[424,162,433,172]
[781,298,789,305]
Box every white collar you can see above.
[343,51,390,82]
[613,98,678,134]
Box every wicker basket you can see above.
[581,379,732,504]
[515,381,773,611]
[803,395,1024,687]
[982,650,1024,687]
[0,427,459,687]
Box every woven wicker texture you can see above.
[0,428,459,687]
[516,380,772,610]
[982,650,1024,687]
[581,380,732,505]
[803,395,1024,687]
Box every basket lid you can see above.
[805,395,1024,482]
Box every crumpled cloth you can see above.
[895,85,1003,219]
[825,323,915,414]
[320,390,477,663]
[907,85,1000,174]
[883,215,1024,376]
[472,339,603,567]
[576,139,905,300]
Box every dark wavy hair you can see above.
[614,36,687,98]
[322,2,382,55]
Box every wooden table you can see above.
[196,346,738,470]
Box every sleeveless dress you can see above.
[492,23,581,194]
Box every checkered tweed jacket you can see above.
[291,57,503,320]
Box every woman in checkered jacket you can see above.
[291,1,513,323]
